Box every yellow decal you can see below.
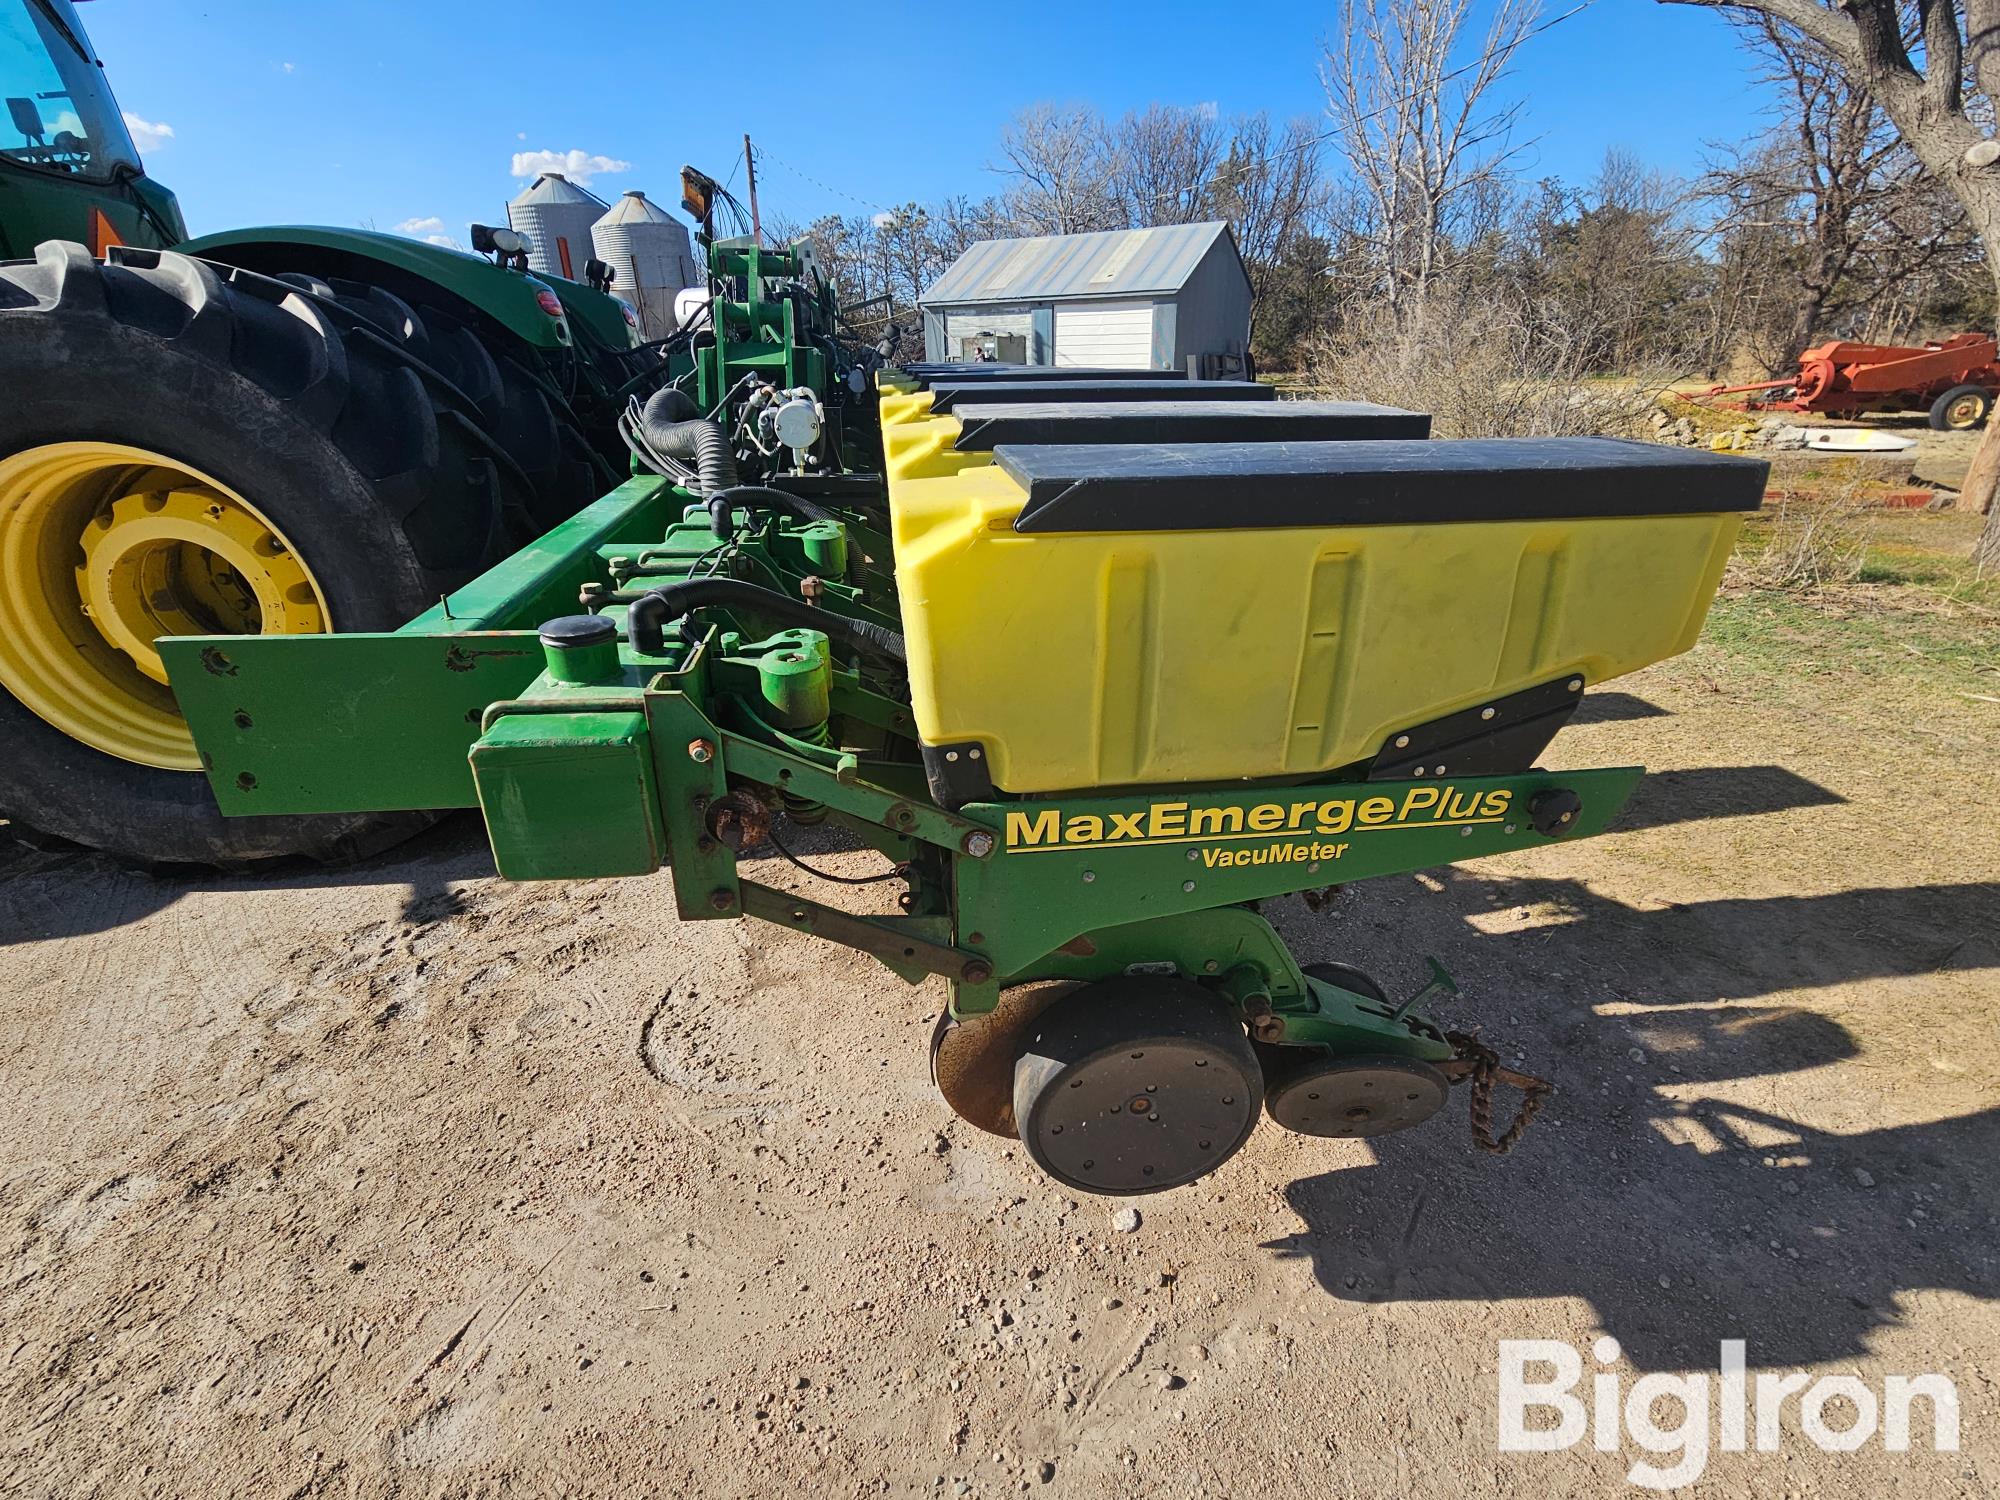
[1004,786,1514,854]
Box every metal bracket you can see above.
[921,739,998,809]
[738,882,985,986]
[721,732,998,856]
[1389,956,1459,1022]
[1369,674,1586,780]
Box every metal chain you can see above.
[1445,1031,1555,1155]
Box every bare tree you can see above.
[1658,0,2000,562]
[1210,114,1325,267]
[991,104,1125,235]
[930,193,1009,263]
[1112,104,1227,225]
[1320,0,1542,330]
[1707,13,1974,367]
[1206,113,1328,338]
[1694,169,1803,374]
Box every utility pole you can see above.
[742,133,762,246]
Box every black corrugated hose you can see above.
[639,386,737,497]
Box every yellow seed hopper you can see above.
[888,426,1764,798]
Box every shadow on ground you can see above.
[1264,1099,2000,1371]
[1569,691,1672,725]
[0,813,496,945]
[1260,860,2000,1369]
[1613,765,1845,832]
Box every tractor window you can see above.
[0,0,141,181]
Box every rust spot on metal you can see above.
[1057,935,1098,957]
[444,643,535,673]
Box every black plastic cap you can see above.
[539,614,619,649]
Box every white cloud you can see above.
[122,113,174,152]
[510,148,630,184]
[516,131,527,141]
[871,210,896,229]
[1194,100,1220,122]
[281,61,296,74]
[393,216,462,250]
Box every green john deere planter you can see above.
[154,235,1769,1196]
[0,0,661,863]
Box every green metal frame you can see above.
[0,158,182,259]
[681,238,834,408]
[474,651,1637,1049]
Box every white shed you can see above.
[918,222,1252,375]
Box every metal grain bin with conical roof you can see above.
[591,190,697,337]
[506,172,608,282]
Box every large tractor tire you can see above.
[0,241,578,865]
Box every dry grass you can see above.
[1726,493,1870,592]
[1302,290,1675,439]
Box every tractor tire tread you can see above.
[0,240,539,864]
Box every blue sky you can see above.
[78,0,1769,244]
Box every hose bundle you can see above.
[625,577,906,664]
[634,386,738,497]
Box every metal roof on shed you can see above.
[920,221,1241,307]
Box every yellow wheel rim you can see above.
[1947,394,1984,429]
[0,442,330,770]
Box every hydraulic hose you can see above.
[708,484,842,527]
[639,386,738,497]
[625,577,907,664]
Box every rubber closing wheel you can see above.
[1264,1053,1450,1138]
[1013,978,1263,1196]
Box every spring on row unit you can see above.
[781,718,833,825]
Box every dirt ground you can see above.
[2,523,1998,1498]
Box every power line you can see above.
[755,146,899,217]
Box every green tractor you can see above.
[0,0,663,863]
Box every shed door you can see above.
[1053,301,1156,369]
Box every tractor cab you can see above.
[0,0,183,256]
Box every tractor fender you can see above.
[179,225,636,354]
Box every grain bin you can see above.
[506,173,608,282]
[591,190,697,336]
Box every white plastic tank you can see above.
[506,173,608,283]
[673,286,713,333]
[591,189,698,337]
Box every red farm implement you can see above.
[1696,333,2000,430]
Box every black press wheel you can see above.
[1012,977,1263,1195]
[1929,383,1992,432]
